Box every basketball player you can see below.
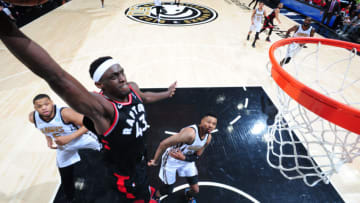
[260,3,283,42]
[280,17,315,66]
[29,94,102,202]
[0,13,176,202]
[174,0,180,6]
[154,0,162,22]
[247,1,266,48]
[148,114,218,203]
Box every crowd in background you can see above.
[302,0,360,42]
[0,0,70,27]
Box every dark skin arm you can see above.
[148,127,195,166]
[170,134,212,160]
[128,81,176,104]
[285,25,298,38]
[54,108,88,146]
[310,28,316,37]
[0,12,113,135]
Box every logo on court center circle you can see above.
[125,2,218,26]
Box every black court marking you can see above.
[53,87,343,203]
[125,2,218,26]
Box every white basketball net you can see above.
[266,40,360,187]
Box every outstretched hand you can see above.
[147,159,158,167]
[168,81,177,98]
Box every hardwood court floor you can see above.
[0,0,359,202]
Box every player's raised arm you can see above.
[285,25,298,38]
[128,81,176,104]
[0,12,113,132]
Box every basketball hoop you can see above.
[267,37,360,186]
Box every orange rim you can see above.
[269,37,360,135]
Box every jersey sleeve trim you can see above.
[33,111,37,128]
[128,84,143,103]
[104,102,119,137]
[59,107,71,125]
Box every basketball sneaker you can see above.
[185,188,197,203]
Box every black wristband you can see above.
[184,154,199,162]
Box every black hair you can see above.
[89,56,113,79]
[33,94,50,104]
[202,113,218,120]
[305,16,312,21]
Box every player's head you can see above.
[303,17,312,27]
[258,1,264,9]
[199,113,218,133]
[278,3,283,9]
[89,56,131,98]
[33,94,54,117]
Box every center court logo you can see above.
[125,2,218,26]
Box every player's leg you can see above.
[132,160,152,202]
[101,0,104,8]
[178,162,199,202]
[156,6,161,21]
[153,160,177,201]
[248,24,255,40]
[280,42,299,65]
[58,163,77,201]
[252,32,259,47]
[185,176,199,202]
[280,57,291,66]
[56,149,82,201]
[247,30,252,40]
[151,183,174,201]
[251,23,261,47]
[259,27,266,34]
[266,27,273,42]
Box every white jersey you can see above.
[285,25,313,59]
[34,105,80,140]
[159,125,209,184]
[253,8,264,25]
[34,105,101,168]
[250,8,264,32]
[293,25,312,37]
